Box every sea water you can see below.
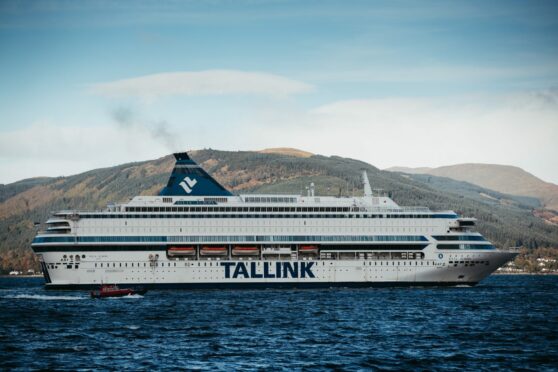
[0,276,557,370]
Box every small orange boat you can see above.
[200,246,228,255]
[90,284,147,299]
[168,246,196,256]
[299,245,319,254]
[232,245,260,256]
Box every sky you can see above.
[1,0,557,184]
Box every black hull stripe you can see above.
[40,262,51,284]
[45,281,478,290]
[33,245,167,252]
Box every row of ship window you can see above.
[38,234,485,243]
[94,262,178,268]
[48,259,490,270]
[51,260,455,271]
[432,235,486,241]
[128,206,356,212]
[34,235,489,245]
[449,260,490,267]
[173,197,299,204]
[75,213,457,219]
[438,244,494,250]
[33,235,428,244]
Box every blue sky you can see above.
[1,0,557,183]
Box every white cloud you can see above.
[2,89,557,185]
[239,90,558,183]
[89,70,313,102]
[303,63,558,84]
[0,121,172,183]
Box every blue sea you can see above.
[1,276,557,371]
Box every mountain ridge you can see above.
[257,147,313,158]
[387,163,558,211]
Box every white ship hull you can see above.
[36,248,516,289]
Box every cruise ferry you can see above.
[31,152,517,289]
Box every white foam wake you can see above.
[106,294,144,300]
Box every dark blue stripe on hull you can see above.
[40,262,51,284]
[45,281,478,290]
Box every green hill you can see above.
[1,149,557,273]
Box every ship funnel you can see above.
[362,170,373,197]
[159,152,233,197]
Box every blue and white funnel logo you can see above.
[179,176,197,194]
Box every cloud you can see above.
[1,89,557,185]
[0,121,173,183]
[89,70,314,101]
[303,62,558,84]
[239,90,558,183]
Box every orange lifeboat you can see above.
[299,245,319,254]
[167,246,196,256]
[232,245,260,256]
[200,246,228,256]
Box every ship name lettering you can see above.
[220,262,315,279]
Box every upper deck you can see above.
[37,151,476,238]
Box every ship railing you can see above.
[52,208,117,216]
[365,207,431,213]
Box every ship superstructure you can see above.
[32,152,517,289]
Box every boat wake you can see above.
[105,294,144,300]
[3,294,86,301]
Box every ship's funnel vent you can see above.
[159,152,233,197]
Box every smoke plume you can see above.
[110,107,179,151]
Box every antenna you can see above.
[362,170,373,197]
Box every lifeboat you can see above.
[90,284,147,299]
[167,246,196,256]
[232,245,260,256]
[200,246,228,256]
[299,245,319,254]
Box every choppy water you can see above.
[1,276,557,371]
